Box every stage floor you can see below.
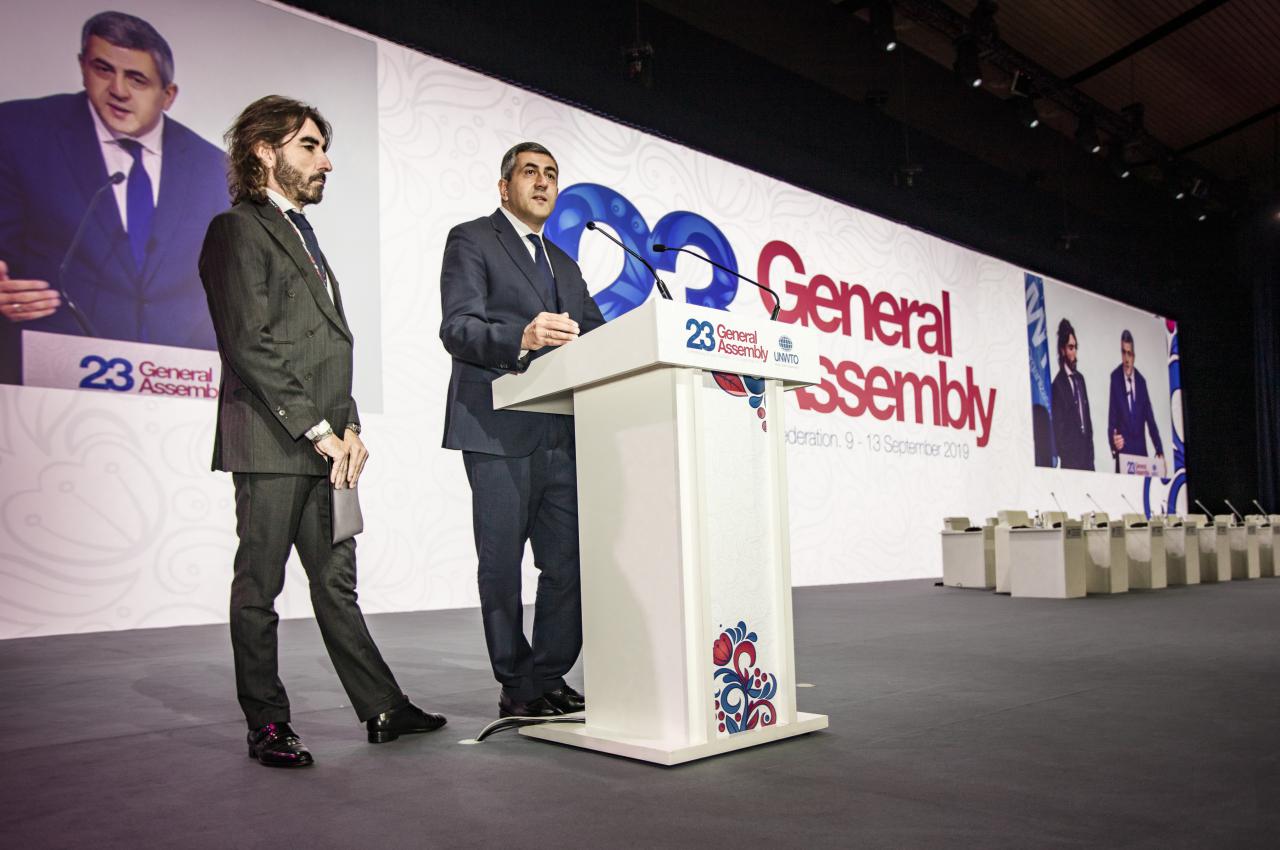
[3,579,1279,848]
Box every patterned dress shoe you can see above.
[498,691,562,718]
[247,722,314,768]
[542,685,586,714]
[366,701,448,743]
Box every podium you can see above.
[1245,516,1271,578]
[941,517,995,589]
[1082,513,1128,594]
[491,299,828,765]
[1124,513,1164,590]
[1164,520,1200,586]
[1191,516,1230,583]
[993,510,1032,593]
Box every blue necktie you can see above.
[284,209,330,290]
[116,139,154,272]
[526,233,559,309]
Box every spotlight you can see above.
[1108,144,1131,179]
[895,162,924,188]
[954,37,982,88]
[870,0,896,52]
[1075,114,1101,154]
[1015,96,1040,129]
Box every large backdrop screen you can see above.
[0,0,1187,638]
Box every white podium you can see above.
[941,517,995,589]
[492,299,828,765]
[1164,520,1200,586]
[1124,513,1164,590]
[1083,514,1128,594]
[994,510,1032,593]
[1245,516,1270,578]
[1217,516,1253,581]
[1005,523,1087,599]
[1192,516,1230,583]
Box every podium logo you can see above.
[774,334,799,366]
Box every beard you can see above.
[273,158,326,205]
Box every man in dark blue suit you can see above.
[439,142,606,719]
[0,11,227,384]
[1108,329,1164,471]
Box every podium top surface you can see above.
[493,299,820,413]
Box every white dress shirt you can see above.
[499,205,555,274]
[87,99,163,231]
[500,206,557,359]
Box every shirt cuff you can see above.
[305,419,332,441]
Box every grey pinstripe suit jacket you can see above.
[199,199,359,475]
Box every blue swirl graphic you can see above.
[545,183,740,320]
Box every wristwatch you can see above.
[310,425,335,443]
[345,422,361,435]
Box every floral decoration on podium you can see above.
[712,373,768,431]
[712,620,778,733]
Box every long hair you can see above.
[1057,318,1075,369]
[224,96,331,205]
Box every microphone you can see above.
[1253,499,1269,516]
[1049,491,1065,524]
[56,172,124,337]
[1121,494,1140,515]
[584,221,672,301]
[652,242,781,320]
[1194,498,1214,521]
[1085,493,1104,513]
[1224,499,1244,523]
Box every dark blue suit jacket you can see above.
[439,209,605,457]
[1108,366,1163,459]
[0,92,228,382]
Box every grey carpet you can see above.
[1,579,1278,849]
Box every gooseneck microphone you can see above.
[1085,493,1104,513]
[1050,491,1064,512]
[56,171,124,337]
[652,242,782,321]
[584,221,672,301]
[1194,499,1214,521]
[1224,499,1244,523]
[1253,499,1269,515]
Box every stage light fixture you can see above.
[1015,97,1040,129]
[870,0,897,52]
[1108,145,1131,179]
[1075,114,1101,154]
[954,37,982,88]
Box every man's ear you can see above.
[255,141,276,170]
[498,178,509,203]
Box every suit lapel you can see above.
[140,117,190,288]
[490,210,552,312]
[252,202,351,340]
[58,94,131,276]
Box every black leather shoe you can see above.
[367,701,448,744]
[542,685,586,713]
[498,691,562,718]
[247,722,313,768]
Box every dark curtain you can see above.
[1252,197,1280,512]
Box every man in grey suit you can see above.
[439,142,606,719]
[201,96,444,767]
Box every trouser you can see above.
[229,472,405,729]
[462,417,581,703]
